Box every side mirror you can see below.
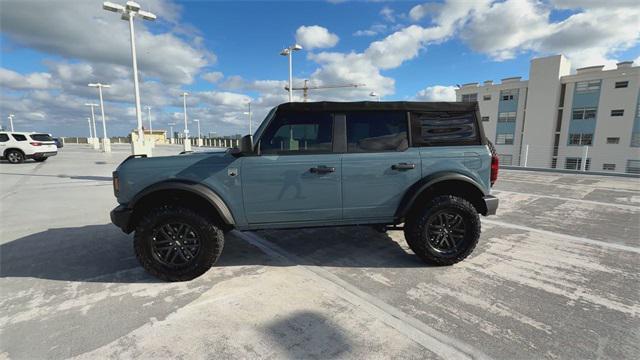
[240,135,253,154]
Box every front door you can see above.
[242,110,341,225]
[341,111,421,220]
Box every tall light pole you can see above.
[243,101,253,134]
[87,117,93,139]
[370,91,381,102]
[194,119,201,146]
[145,105,152,133]
[181,92,191,151]
[85,103,99,149]
[7,114,14,131]
[280,44,303,102]
[168,122,175,144]
[88,83,111,152]
[102,1,156,155]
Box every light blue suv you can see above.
[111,101,499,281]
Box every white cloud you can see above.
[0,68,55,90]
[0,0,213,84]
[353,24,388,37]
[380,6,396,22]
[202,71,224,83]
[295,25,339,50]
[415,86,457,101]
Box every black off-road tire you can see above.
[34,157,48,162]
[134,205,224,282]
[5,149,25,164]
[404,195,480,265]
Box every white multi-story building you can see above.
[456,55,640,174]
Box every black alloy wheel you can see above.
[151,222,201,267]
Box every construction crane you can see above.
[284,80,366,102]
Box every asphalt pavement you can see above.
[1,144,638,359]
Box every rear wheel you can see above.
[5,150,25,164]
[134,205,224,281]
[404,195,480,265]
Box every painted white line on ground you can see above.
[235,231,492,360]
[493,189,640,211]
[483,219,640,254]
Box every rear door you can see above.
[341,111,421,221]
[242,110,342,225]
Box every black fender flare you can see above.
[130,180,235,225]
[395,172,488,219]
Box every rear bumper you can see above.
[28,151,57,159]
[111,204,133,233]
[483,195,499,216]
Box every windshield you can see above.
[29,134,53,142]
[252,106,277,144]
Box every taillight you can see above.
[30,142,42,146]
[490,154,499,186]
[112,172,120,196]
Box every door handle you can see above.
[310,165,336,174]
[391,162,416,170]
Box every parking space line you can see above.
[492,189,640,211]
[483,219,640,254]
[235,231,491,360]
[497,178,640,194]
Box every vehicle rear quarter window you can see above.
[410,111,480,147]
[30,134,53,141]
[259,111,333,155]
[346,111,407,152]
[0,133,8,142]
[11,134,27,141]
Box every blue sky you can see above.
[1,0,639,136]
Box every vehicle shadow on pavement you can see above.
[1,224,425,283]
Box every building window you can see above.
[500,89,518,101]
[568,133,593,146]
[627,160,640,174]
[496,133,514,145]
[606,137,620,144]
[461,93,477,102]
[481,116,490,122]
[565,157,591,171]
[611,109,624,117]
[602,163,616,171]
[632,133,640,147]
[575,80,601,93]
[497,112,516,123]
[499,154,513,165]
[572,107,597,120]
[615,81,629,88]
[483,95,491,101]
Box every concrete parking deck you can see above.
[1,144,639,359]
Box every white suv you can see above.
[0,132,58,164]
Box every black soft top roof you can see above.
[276,101,478,113]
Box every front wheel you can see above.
[404,195,480,265]
[5,150,25,164]
[134,205,224,281]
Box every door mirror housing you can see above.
[240,135,253,154]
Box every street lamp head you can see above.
[125,1,141,12]
[137,9,157,21]
[369,91,378,97]
[181,92,189,96]
[103,1,125,12]
[280,48,290,56]
[292,44,303,51]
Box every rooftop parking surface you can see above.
[1,144,639,359]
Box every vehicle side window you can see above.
[410,111,480,147]
[346,111,407,152]
[12,134,27,141]
[259,111,333,155]
[0,133,9,142]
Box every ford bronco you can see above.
[111,101,499,281]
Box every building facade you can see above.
[456,55,640,174]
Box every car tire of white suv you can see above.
[5,149,25,164]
